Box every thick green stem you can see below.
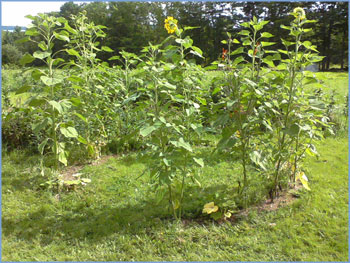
[273,19,302,198]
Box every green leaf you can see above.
[58,151,68,166]
[66,49,80,57]
[52,58,64,66]
[242,39,251,46]
[163,158,170,167]
[20,53,35,65]
[74,113,87,123]
[184,26,200,31]
[60,127,78,138]
[64,22,77,34]
[33,51,51,60]
[41,76,63,86]
[77,135,88,144]
[25,15,37,21]
[231,47,244,56]
[238,30,250,36]
[16,85,31,94]
[38,138,49,155]
[260,32,274,38]
[212,87,221,95]
[233,56,245,65]
[280,25,291,30]
[54,32,70,42]
[261,41,276,47]
[28,97,46,107]
[102,46,113,52]
[171,138,193,152]
[193,157,204,168]
[25,28,39,36]
[240,22,250,28]
[249,151,266,171]
[15,36,30,44]
[140,125,159,137]
[48,100,63,114]
[32,118,49,134]
[191,46,203,56]
[108,55,120,61]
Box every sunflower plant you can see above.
[139,18,205,220]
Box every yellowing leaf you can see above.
[296,172,311,191]
[202,202,219,214]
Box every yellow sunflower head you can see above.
[164,16,178,34]
[292,7,306,20]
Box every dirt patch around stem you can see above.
[225,183,304,224]
[182,183,304,226]
[60,155,116,181]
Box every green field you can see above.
[1,70,348,261]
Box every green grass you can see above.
[1,134,348,261]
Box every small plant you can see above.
[202,201,235,221]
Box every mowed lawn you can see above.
[1,71,348,261]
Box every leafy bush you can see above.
[2,44,23,65]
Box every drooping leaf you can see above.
[202,202,219,214]
[58,151,68,166]
[54,31,70,42]
[38,138,49,155]
[193,157,204,168]
[48,100,63,114]
[296,172,311,191]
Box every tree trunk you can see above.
[326,19,334,70]
[341,25,346,70]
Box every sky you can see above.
[2,1,87,27]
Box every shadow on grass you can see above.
[2,183,236,245]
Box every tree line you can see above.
[2,1,348,71]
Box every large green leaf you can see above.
[54,31,70,42]
[60,127,78,138]
[170,138,193,152]
[33,51,51,60]
[41,76,63,86]
[20,54,35,65]
[140,125,159,137]
[48,100,63,114]
[32,118,49,134]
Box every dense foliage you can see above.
[1,7,343,220]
